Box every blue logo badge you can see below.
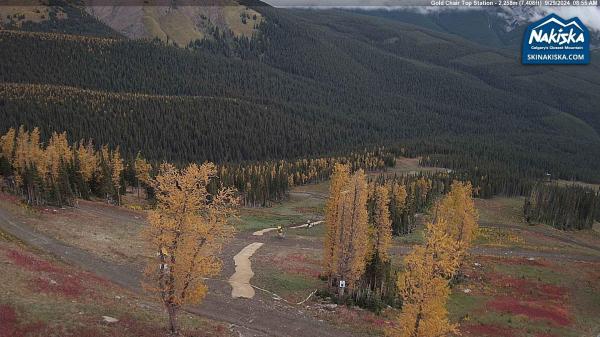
[522,14,589,65]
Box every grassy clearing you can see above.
[550,179,600,190]
[0,236,232,337]
[367,157,449,179]
[475,197,527,226]
[475,227,524,247]
[474,197,600,256]
[291,181,330,196]
[492,263,564,286]
[235,184,326,233]
[252,245,323,302]
[288,224,326,238]
[223,6,263,38]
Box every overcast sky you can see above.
[262,2,600,32]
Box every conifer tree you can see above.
[372,184,392,262]
[323,165,371,297]
[0,127,15,164]
[386,240,457,337]
[134,151,152,198]
[435,181,478,269]
[390,181,408,234]
[111,146,124,205]
[144,162,237,334]
[336,169,369,296]
[77,139,97,193]
[323,163,351,280]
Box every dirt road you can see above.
[0,207,362,337]
[2,202,599,337]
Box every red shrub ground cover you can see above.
[5,249,63,273]
[30,275,84,298]
[488,297,571,326]
[4,248,92,298]
[0,304,46,337]
[490,273,567,301]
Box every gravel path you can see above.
[2,201,599,337]
[230,242,264,298]
[0,205,362,337]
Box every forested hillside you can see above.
[1,4,600,184]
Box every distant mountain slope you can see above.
[353,7,600,49]
[86,2,263,46]
[0,1,121,38]
[1,6,600,182]
[0,0,263,45]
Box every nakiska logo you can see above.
[522,14,590,65]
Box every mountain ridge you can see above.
[1,4,600,182]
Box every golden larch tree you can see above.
[13,126,30,188]
[110,147,124,205]
[372,184,392,262]
[391,181,407,214]
[77,140,97,187]
[28,128,43,168]
[424,218,461,281]
[389,182,479,337]
[0,128,16,163]
[44,131,72,183]
[134,152,152,198]
[386,240,457,337]
[435,181,479,265]
[323,163,351,280]
[336,169,370,296]
[144,162,237,335]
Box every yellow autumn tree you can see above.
[386,241,457,337]
[435,181,479,258]
[77,139,97,188]
[144,162,237,334]
[372,184,392,262]
[389,181,479,337]
[335,169,370,296]
[323,164,370,297]
[13,126,30,188]
[44,131,72,184]
[134,152,152,198]
[111,147,124,205]
[424,218,461,281]
[28,128,43,169]
[390,181,407,214]
[323,163,351,280]
[0,128,16,164]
